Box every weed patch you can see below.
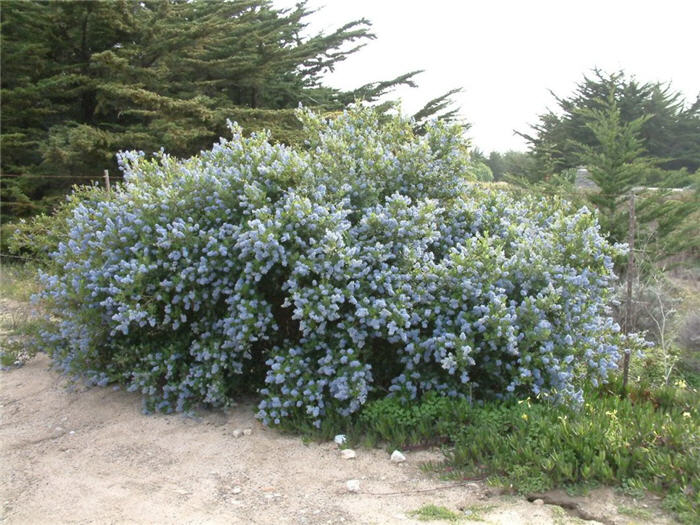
[408,504,464,522]
[0,264,44,367]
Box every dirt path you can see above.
[0,355,674,524]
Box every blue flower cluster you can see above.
[38,106,628,424]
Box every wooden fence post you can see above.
[104,169,111,193]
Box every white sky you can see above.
[275,0,700,153]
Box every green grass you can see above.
[0,262,41,302]
[407,503,495,523]
[459,504,495,521]
[0,263,43,366]
[408,504,464,522]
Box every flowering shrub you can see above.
[38,106,627,425]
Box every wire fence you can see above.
[2,173,124,179]
[0,253,38,261]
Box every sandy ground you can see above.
[0,354,676,525]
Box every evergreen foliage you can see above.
[572,90,699,259]
[511,71,699,263]
[0,0,460,220]
[519,69,700,181]
[574,89,656,241]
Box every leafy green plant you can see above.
[358,392,470,449]
[446,394,698,523]
[1,184,105,266]
[340,386,698,523]
[408,504,464,522]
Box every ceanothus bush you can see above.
[38,106,628,425]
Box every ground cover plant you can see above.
[36,105,631,425]
[352,388,699,523]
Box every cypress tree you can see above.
[519,69,700,181]
[1,0,459,220]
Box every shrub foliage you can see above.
[39,107,626,424]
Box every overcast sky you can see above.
[275,0,700,153]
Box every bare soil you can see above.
[0,355,676,524]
